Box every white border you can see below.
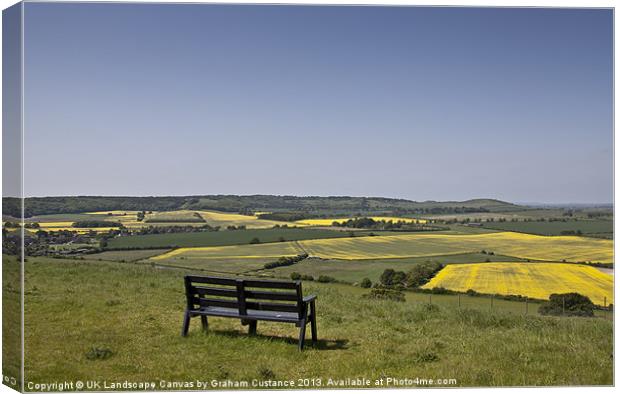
[0,1,616,394]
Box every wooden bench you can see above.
[182,275,318,350]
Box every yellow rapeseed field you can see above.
[297,232,612,263]
[84,210,296,229]
[422,262,613,306]
[85,211,144,228]
[36,222,118,233]
[195,210,300,229]
[295,217,427,226]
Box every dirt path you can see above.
[596,267,614,276]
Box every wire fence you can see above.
[410,292,613,319]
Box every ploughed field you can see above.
[13,256,613,387]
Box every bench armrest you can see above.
[303,294,317,303]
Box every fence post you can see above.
[562,296,565,316]
[458,294,461,309]
[525,297,528,315]
[429,294,432,305]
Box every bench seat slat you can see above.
[192,297,299,313]
[190,306,299,323]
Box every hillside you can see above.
[3,195,523,218]
[11,256,613,387]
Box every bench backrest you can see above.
[184,275,305,319]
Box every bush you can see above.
[360,278,372,288]
[363,288,405,302]
[263,254,308,269]
[290,272,301,280]
[317,275,336,283]
[405,261,444,288]
[380,268,406,287]
[301,274,314,281]
[249,237,261,244]
[538,293,595,317]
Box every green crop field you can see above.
[147,242,307,274]
[146,257,279,274]
[260,253,524,284]
[481,219,613,237]
[86,249,173,262]
[106,228,362,249]
[18,257,613,387]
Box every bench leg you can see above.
[310,301,317,345]
[200,315,208,332]
[248,320,257,336]
[181,310,191,337]
[298,319,307,351]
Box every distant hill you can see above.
[2,195,524,218]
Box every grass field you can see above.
[20,257,613,387]
[481,220,613,237]
[107,228,361,249]
[86,249,172,262]
[421,208,610,221]
[423,262,613,306]
[295,232,613,263]
[148,242,307,273]
[2,255,21,391]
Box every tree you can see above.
[380,269,396,286]
[404,261,443,288]
[538,293,595,317]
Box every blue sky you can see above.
[21,4,613,203]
